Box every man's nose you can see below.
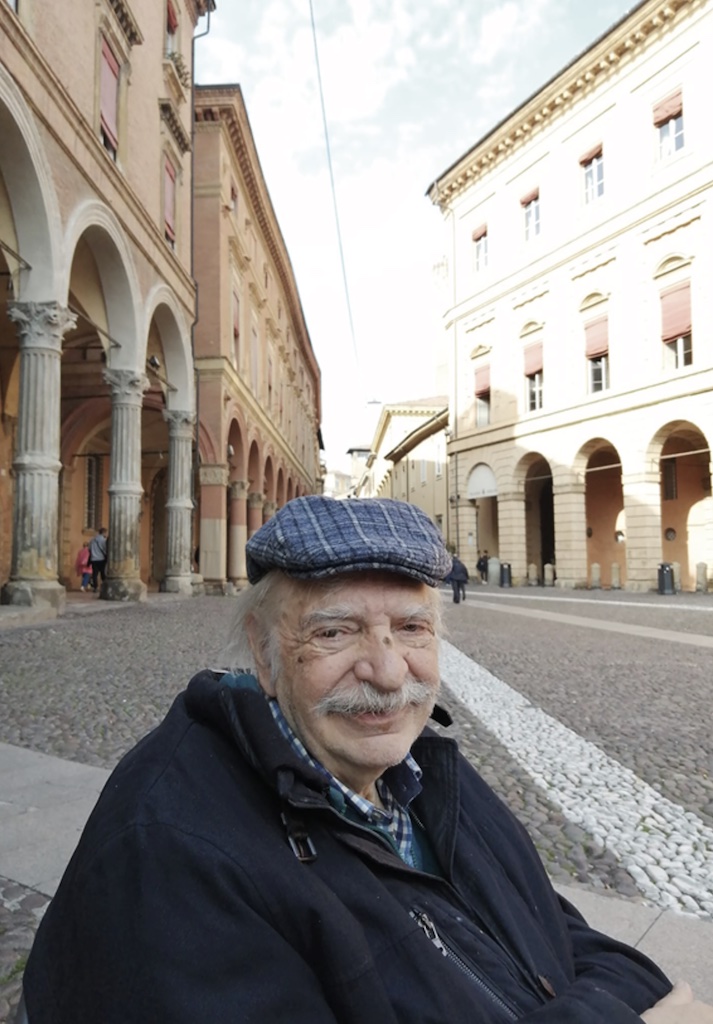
[353,631,408,690]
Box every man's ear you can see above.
[245,615,277,696]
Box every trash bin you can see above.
[500,562,512,588]
[658,562,674,595]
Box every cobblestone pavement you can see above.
[1,589,711,1019]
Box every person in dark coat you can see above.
[477,549,489,582]
[20,497,703,1024]
[445,552,469,602]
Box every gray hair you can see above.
[219,570,445,679]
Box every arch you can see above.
[577,438,625,588]
[286,477,295,502]
[654,254,692,279]
[143,285,194,412]
[263,455,275,503]
[197,419,219,465]
[247,441,261,492]
[579,291,608,313]
[519,320,543,338]
[62,200,141,365]
[227,417,246,479]
[276,467,286,507]
[515,451,554,580]
[466,462,498,499]
[0,65,61,299]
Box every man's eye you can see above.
[317,627,342,639]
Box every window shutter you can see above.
[585,316,609,357]
[475,365,491,395]
[472,224,487,242]
[579,143,603,166]
[520,187,539,207]
[167,0,179,33]
[523,341,543,376]
[164,159,176,240]
[232,292,240,339]
[100,37,120,150]
[653,90,682,127]
[660,282,691,342]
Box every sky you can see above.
[195,0,636,472]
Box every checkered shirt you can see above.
[269,698,423,868]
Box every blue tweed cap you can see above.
[246,496,452,587]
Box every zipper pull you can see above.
[411,910,448,956]
[538,975,557,998]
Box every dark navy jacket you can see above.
[24,670,670,1022]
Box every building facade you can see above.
[353,398,450,552]
[0,0,211,609]
[429,0,713,591]
[193,85,322,593]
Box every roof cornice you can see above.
[384,408,449,462]
[428,0,697,209]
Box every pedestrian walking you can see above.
[89,527,108,593]
[74,541,92,592]
[476,549,489,583]
[445,553,469,603]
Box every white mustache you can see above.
[314,677,436,716]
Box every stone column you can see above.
[228,480,248,586]
[622,470,661,591]
[103,369,148,602]
[262,499,277,525]
[2,301,77,612]
[199,463,228,594]
[163,410,195,595]
[497,490,527,586]
[247,491,264,538]
[552,480,588,588]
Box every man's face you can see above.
[252,572,441,801]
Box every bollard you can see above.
[527,563,539,586]
[590,562,601,589]
[543,563,554,587]
[611,562,621,590]
[657,562,674,595]
[500,562,512,588]
[488,557,500,587]
[671,561,681,593]
[696,562,708,593]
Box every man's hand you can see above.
[641,981,713,1022]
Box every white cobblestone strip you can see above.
[440,640,713,917]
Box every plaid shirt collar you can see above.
[268,698,423,867]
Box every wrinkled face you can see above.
[250,572,441,801]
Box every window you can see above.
[6,0,18,12]
[164,157,176,247]
[100,37,120,160]
[250,324,259,393]
[230,182,238,213]
[580,144,604,203]
[585,316,609,393]
[84,456,103,531]
[654,90,684,158]
[662,459,677,501]
[166,0,178,54]
[661,281,692,369]
[524,342,543,411]
[232,291,240,367]
[472,224,488,271]
[475,364,490,427]
[521,189,540,240]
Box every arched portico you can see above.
[465,461,499,566]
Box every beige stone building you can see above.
[353,398,450,551]
[428,0,713,591]
[1,0,213,609]
[193,85,322,593]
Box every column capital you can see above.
[229,479,249,501]
[263,500,277,517]
[104,368,150,401]
[8,301,77,351]
[163,408,195,439]
[199,464,229,488]
[248,491,265,509]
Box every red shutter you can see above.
[472,223,487,242]
[585,316,609,357]
[164,159,176,241]
[475,365,491,396]
[520,187,539,207]
[523,341,543,376]
[653,90,682,127]
[579,143,603,166]
[167,0,179,33]
[100,37,120,150]
[232,292,240,339]
[660,282,691,342]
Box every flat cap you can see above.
[246,495,451,587]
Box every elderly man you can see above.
[21,498,712,1023]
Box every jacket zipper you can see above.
[410,909,519,1021]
